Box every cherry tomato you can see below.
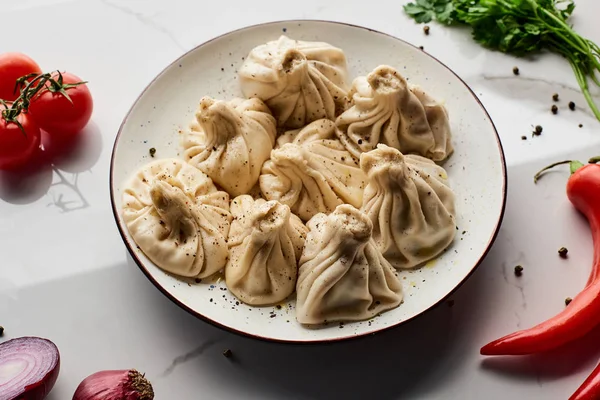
[0,53,42,101]
[28,72,93,138]
[0,107,42,170]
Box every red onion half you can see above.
[0,336,60,400]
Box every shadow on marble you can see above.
[0,156,53,204]
[0,121,102,206]
[224,307,455,400]
[45,392,61,400]
[47,120,103,174]
[123,253,483,399]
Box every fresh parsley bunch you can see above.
[404,0,600,121]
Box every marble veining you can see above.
[160,338,222,377]
[481,73,586,95]
[99,0,187,52]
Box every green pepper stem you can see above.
[534,160,579,183]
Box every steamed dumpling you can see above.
[360,144,456,269]
[225,195,308,306]
[122,159,232,278]
[239,35,349,129]
[181,96,276,197]
[335,65,453,161]
[259,119,366,221]
[296,204,403,324]
[409,84,453,158]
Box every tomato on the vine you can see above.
[0,69,92,170]
[0,107,41,170]
[0,53,42,101]
[28,72,93,138]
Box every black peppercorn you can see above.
[514,265,524,277]
[513,66,520,75]
[558,247,568,258]
[565,297,572,306]
[551,105,558,114]
[569,101,576,111]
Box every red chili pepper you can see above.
[571,361,600,400]
[481,159,600,356]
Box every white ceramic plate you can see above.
[110,20,506,343]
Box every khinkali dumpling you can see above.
[239,35,349,129]
[360,144,456,269]
[296,204,403,324]
[181,96,276,197]
[225,195,308,306]
[335,65,453,161]
[260,119,366,221]
[122,159,232,278]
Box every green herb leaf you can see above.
[403,3,434,23]
[403,0,600,121]
[404,0,600,120]
[436,3,455,24]
[403,0,455,24]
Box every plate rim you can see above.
[109,19,508,345]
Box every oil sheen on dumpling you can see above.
[239,35,349,129]
[122,159,232,278]
[360,144,456,269]
[225,195,308,306]
[296,204,403,324]
[181,96,276,197]
[259,119,366,221]
[335,65,453,161]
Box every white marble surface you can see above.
[2,0,600,399]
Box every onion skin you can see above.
[0,336,60,400]
[18,358,61,400]
[72,369,154,400]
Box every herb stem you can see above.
[569,60,600,120]
[541,7,593,58]
[589,70,600,88]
